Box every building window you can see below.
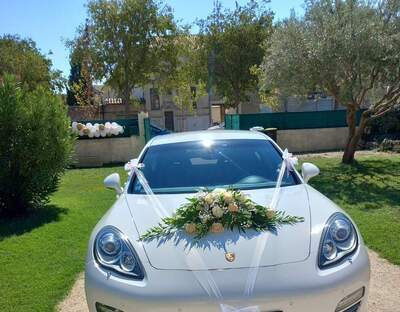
[150,88,160,110]
[191,86,197,109]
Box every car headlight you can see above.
[319,213,358,269]
[94,226,144,279]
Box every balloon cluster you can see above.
[72,122,124,138]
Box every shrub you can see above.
[0,75,74,217]
[379,139,400,153]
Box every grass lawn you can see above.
[302,154,400,265]
[0,154,399,312]
[0,166,125,312]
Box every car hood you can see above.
[125,185,311,270]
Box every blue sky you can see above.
[0,0,304,78]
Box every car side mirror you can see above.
[301,162,320,183]
[104,173,123,195]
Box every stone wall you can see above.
[72,136,143,167]
[277,127,349,153]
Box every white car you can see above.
[85,130,370,312]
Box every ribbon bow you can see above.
[282,148,298,173]
[220,304,260,312]
[124,159,144,175]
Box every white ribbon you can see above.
[220,304,260,312]
[282,149,298,174]
[244,148,298,298]
[123,149,297,312]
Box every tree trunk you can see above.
[122,86,131,116]
[342,109,369,164]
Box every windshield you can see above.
[129,139,299,194]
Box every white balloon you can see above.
[111,128,119,136]
[100,130,107,137]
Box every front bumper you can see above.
[85,246,370,312]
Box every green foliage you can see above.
[158,34,207,111]
[66,63,81,106]
[140,188,303,241]
[198,0,273,108]
[66,24,96,107]
[84,0,178,105]
[258,0,400,163]
[259,0,400,108]
[0,75,74,216]
[0,34,65,92]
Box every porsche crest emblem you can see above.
[225,252,236,262]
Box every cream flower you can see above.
[210,222,224,233]
[223,191,234,204]
[184,223,197,235]
[204,193,214,205]
[227,202,239,213]
[212,206,224,218]
[266,210,275,219]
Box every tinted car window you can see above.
[129,139,298,194]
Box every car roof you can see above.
[149,130,271,146]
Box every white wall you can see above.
[73,136,144,167]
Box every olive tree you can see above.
[258,0,400,163]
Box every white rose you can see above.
[204,193,214,205]
[212,206,224,218]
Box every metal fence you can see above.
[225,110,364,130]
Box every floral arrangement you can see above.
[140,188,304,241]
[71,121,124,138]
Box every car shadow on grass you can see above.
[308,158,400,210]
[0,204,68,241]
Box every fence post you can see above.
[232,114,240,130]
[143,118,151,143]
[225,114,232,129]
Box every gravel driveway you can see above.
[58,250,400,312]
